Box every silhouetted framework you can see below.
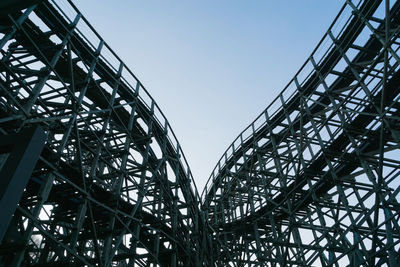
[202,0,400,266]
[0,0,208,266]
[1,0,400,267]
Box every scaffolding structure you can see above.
[0,0,400,266]
[202,0,400,266]
[0,1,207,266]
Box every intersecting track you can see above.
[202,0,400,266]
[0,0,208,266]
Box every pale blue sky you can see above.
[74,1,344,193]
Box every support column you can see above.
[0,126,47,242]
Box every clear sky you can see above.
[73,1,344,193]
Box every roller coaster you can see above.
[0,0,399,266]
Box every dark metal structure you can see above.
[0,0,207,266]
[0,0,400,266]
[202,0,400,266]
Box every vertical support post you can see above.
[0,126,47,242]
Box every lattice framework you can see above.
[202,0,400,266]
[0,1,207,266]
[1,0,400,266]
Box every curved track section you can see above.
[202,0,400,266]
[0,1,208,266]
